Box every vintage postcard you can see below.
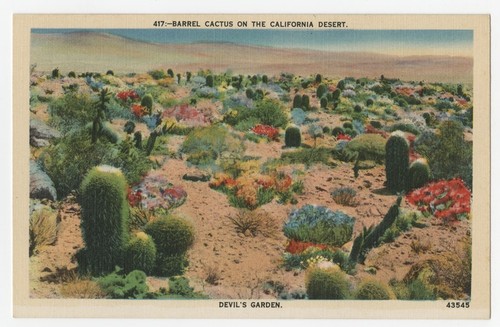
[13,14,490,318]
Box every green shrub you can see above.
[68,71,76,78]
[408,158,431,189]
[281,147,332,167]
[285,126,301,147]
[245,88,254,99]
[148,69,167,80]
[315,74,322,83]
[106,70,114,76]
[345,134,386,162]
[79,166,129,276]
[283,205,354,247]
[97,269,149,299]
[48,92,95,134]
[40,130,150,198]
[306,267,350,299]
[167,68,174,78]
[385,132,409,193]
[253,99,288,127]
[388,122,421,135]
[355,280,392,300]
[29,207,58,256]
[423,120,472,187]
[124,232,157,274]
[366,98,374,106]
[262,75,268,84]
[181,125,243,164]
[51,67,60,79]
[354,105,362,113]
[144,215,194,276]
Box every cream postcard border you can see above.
[13,14,490,319]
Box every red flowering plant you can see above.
[285,240,328,254]
[251,124,279,140]
[406,178,471,223]
[336,133,352,141]
[131,104,147,118]
[116,90,139,102]
[365,124,388,138]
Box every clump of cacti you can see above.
[385,132,409,193]
[408,158,431,189]
[78,166,129,276]
[355,280,392,300]
[285,126,301,148]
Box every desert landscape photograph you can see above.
[28,28,473,301]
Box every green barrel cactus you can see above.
[385,132,410,193]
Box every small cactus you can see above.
[124,232,157,274]
[408,158,431,189]
[141,94,154,115]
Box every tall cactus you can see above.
[78,166,129,276]
[285,126,301,148]
[385,132,409,193]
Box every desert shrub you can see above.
[60,279,106,299]
[40,130,150,198]
[144,215,194,276]
[148,69,167,80]
[385,132,410,193]
[124,232,157,274]
[345,134,386,162]
[181,125,244,164]
[29,207,58,256]
[355,280,392,300]
[387,122,421,135]
[331,187,358,207]
[97,269,149,299]
[366,98,374,106]
[281,147,332,167]
[283,247,352,273]
[78,166,129,276]
[408,158,431,189]
[306,267,350,299]
[284,205,355,247]
[291,108,306,125]
[424,120,472,187]
[228,209,278,237]
[68,71,76,78]
[253,99,288,127]
[380,209,423,243]
[48,92,95,134]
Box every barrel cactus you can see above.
[124,232,157,275]
[79,165,129,276]
[141,94,154,115]
[285,126,301,148]
[408,158,431,189]
[385,131,410,193]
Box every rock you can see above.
[30,161,57,201]
[41,267,52,273]
[182,173,211,182]
[363,180,372,188]
[233,259,240,264]
[30,118,60,147]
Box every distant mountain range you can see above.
[31,32,472,83]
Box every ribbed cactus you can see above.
[317,84,327,99]
[141,94,154,115]
[293,95,302,108]
[285,126,301,148]
[78,166,129,276]
[301,95,310,110]
[408,158,431,189]
[320,97,328,109]
[124,232,157,274]
[385,132,410,193]
[206,75,214,87]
